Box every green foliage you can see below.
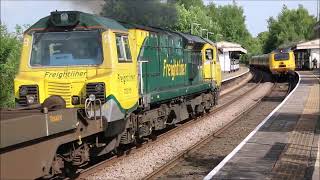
[263,5,316,53]
[175,0,204,9]
[173,2,254,64]
[172,4,215,37]
[0,25,23,108]
[101,0,177,28]
[101,0,256,56]
[173,3,250,43]
[215,4,250,43]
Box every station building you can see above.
[216,41,247,72]
[293,39,320,69]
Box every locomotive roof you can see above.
[26,11,128,34]
[202,38,216,46]
[176,32,207,45]
[26,11,209,47]
[122,23,207,45]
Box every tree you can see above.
[0,25,23,108]
[101,0,177,28]
[100,0,259,59]
[175,0,204,9]
[215,4,251,44]
[206,4,222,41]
[264,5,316,52]
[172,4,211,36]
[257,31,269,53]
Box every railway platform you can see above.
[222,65,249,82]
[205,71,320,180]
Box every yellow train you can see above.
[250,49,295,75]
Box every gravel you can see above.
[86,78,273,180]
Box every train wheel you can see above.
[150,132,157,141]
[63,161,77,179]
[114,147,125,157]
[135,138,144,148]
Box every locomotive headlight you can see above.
[89,94,96,102]
[86,82,105,103]
[61,13,68,22]
[18,85,39,106]
[95,84,104,92]
[19,86,28,96]
[26,95,36,104]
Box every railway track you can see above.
[142,70,266,180]
[145,72,298,179]
[76,70,258,179]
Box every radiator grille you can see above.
[47,81,72,106]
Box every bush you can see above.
[0,25,23,108]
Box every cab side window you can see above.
[205,49,213,61]
[116,34,132,62]
[216,49,221,63]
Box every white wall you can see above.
[219,52,231,72]
[310,49,320,68]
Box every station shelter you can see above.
[216,41,247,73]
[293,39,320,69]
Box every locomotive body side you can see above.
[250,54,270,71]
[128,27,218,106]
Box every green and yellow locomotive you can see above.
[1,11,221,179]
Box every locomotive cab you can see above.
[270,49,295,74]
[202,42,222,87]
[14,11,139,120]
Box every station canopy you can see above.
[216,41,247,54]
[295,39,320,50]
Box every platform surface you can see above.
[206,70,320,180]
[222,65,249,82]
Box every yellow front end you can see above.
[269,51,295,74]
[15,30,139,111]
[202,43,222,87]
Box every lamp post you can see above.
[207,32,214,39]
[191,23,200,35]
[200,28,208,38]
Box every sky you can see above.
[1,0,319,37]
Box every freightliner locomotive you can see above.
[0,11,221,179]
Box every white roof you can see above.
[216,41,247,54]
[295,39,320,50]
